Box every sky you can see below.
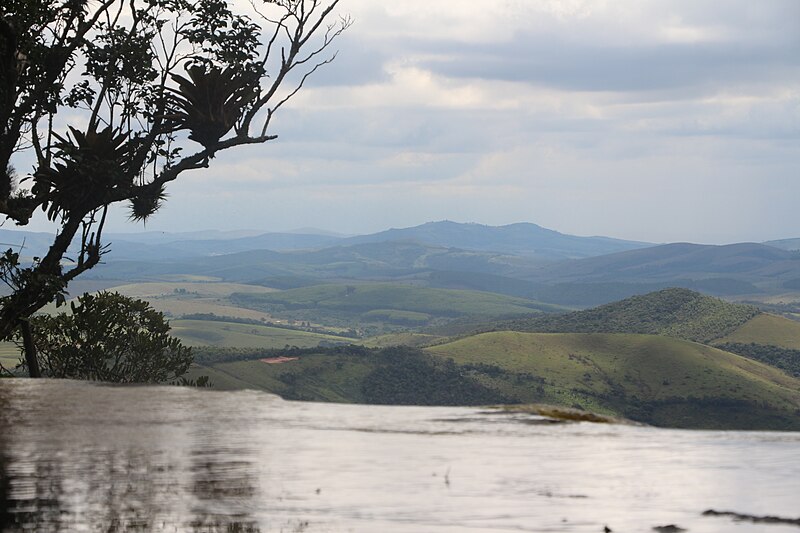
[21,0,800,244]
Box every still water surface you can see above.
[0,379,798,532]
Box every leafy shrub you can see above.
[26,292,193,383]
[716,342,800,377]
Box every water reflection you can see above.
[0,379,799,532]
[0,380,262,532]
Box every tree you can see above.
[20,291,192,382]
[0,0,349,376]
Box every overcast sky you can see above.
[26,0,800,243]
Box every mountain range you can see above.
[1,221,650,261]
[5,221,800,306]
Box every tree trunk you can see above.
[19,320,40,378]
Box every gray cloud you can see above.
[20,1,800,244]
[414,34,799,93]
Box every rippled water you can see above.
[1,379,799,532]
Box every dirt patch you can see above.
[260,357,300,365]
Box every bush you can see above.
[26,292,193,383]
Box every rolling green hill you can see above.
[230,283,563,333]
[186,333,800,430]
[710,314,800,377]
[191,345,507,405]
[490,288,800,381]
[169,319,351,348]
[425,331,800,429]
[361,332,445,348]
[497,288,760,343]
[715,313,800,350]
[174,287,800,430]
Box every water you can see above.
[0,379,798,532]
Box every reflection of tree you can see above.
[0,445,264,531]
[0,426,12,531]
[0,423,65,531]
[0,408,262,531]
[188,432,261,532]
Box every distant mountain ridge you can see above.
[341,221,651,259]
[108,220,651,260]
[9,224,800,304]
[0,221,652,262]
[528,242,800,285]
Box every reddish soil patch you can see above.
[260,357,300,365]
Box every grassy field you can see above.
[177,330,800,429]
[203,355,375,402]
[155,274,223,282]
[169,319,352,348]
[111,282,277,299]
[361,332,445,348]
[137,298,278,321]
[361,309,431,325]
[95,281,354,330]
[715,313,800,350]
[230,283,562,330]
[182,363,263,391]
[110,281,278,320]
[425,332,800,417]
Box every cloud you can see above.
[21,0,800,245]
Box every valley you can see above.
[4,221,800,430]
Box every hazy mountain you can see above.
[0,221,650,263]
[764,238,800,251]
[87,241,546,282]
[106,229,265,244]
[105,221,648,261]
[10,225,800,305]
[529,242,799,286]
[101,232,343,260]
[342,221,651,259]
[0,229,68,258]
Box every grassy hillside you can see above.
[192,345,506,405]
[229,282,563,334]
[103,281,279,321]
[361,332,445,348]
[110,281,277,298]
[715,313,800,350]
[184,334,800,430]
[498,288,760,343]
[233,283,558,315]
[169,319,351,348]
[425,331,800,429]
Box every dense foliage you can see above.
[194,344,510,406]
[361,347,510,406]
[496,288,760,343]
[25,292,192,382]
[716,342,800,378]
